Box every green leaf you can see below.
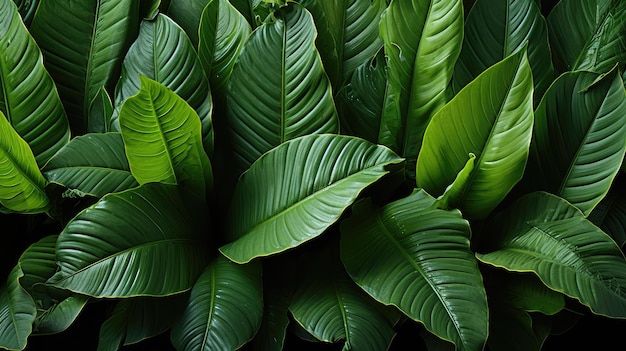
[0,271,36,351]
[547,0,626,73]
[29,0,140,134]
[229,0,265,27]
[198,0,251,98]
[165,0,211,45]
[520,68,626,216]
[338,50,387,143]
[477,192,626,318]
[88,86,114,134]
[220,134,404,264]
[47,183,209,298]
[111,13,214,156]
[170,256,263,351]
[0,111,49,213]
[12,0,37,25]
[378,0,464,178]
[119,76,212,195]
[97,295,187,351]
[35,295,88,336]
[340,190,488,351]
[226,3,339,176]
[43,133,138,198]
[453,0,554,104]
[0,0,70,167]
[417,48,534,219]
[289,249,399,351]
[300,0,386,89]
[436,153,476,210]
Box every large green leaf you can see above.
[0,270,36,351]
[0,111,49,213]
[547,0,626,73]
[0,0,69,167]
[453,0,554,104]
[165,0,211,45]
[520,68,626,216]
[220,134,404,264]
[46,183,209,298]
[378,0,464,178]
[29,0,139,134]
[43,133,138,198]
[119,76,212,195]
[97,295,188,351]
[198,0,251,102]
[111,13,214,156]
[225,3,339,176]
[300,0,386,89]
[340,190,488,351]
[170,256,263,351]
[289,249,399,351]
[417,48,534,219]
[477,192,626,318]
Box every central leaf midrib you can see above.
[200,266,217,351]
[280,13,287,143]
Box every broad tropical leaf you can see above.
[220,134,404,264]
[453,0,554,104]
[226,3,338,176]
[88,86,114,134]
[111,14,214,155]
[43,133,138,198]
[378,0,464,178]
[547,0,626,73]
[119,76,212,195]
[289,249,399,351]
[0,0,70,166]
[300,0,386,89]
[97,295,188,351]
[340,190,488,351]
[198,0,251,97]
[170,256,263,351]
[477,192,626,318]
[165,0,211,45]
[35,295,88,336]
[520,68,626,216]
[0,270,36,351]
[29,0,139,134]
[47,183,209,298]
[417,48,534,219]
[0,111,49,213]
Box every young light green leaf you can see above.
[47,183,209,298]
[520,68,626,216]
[226,3,339,176]
[30,0,139,134]
[220,134,403,264]
[436,153,476,210]
[378,0,464,178]
[170,256,263,351]
[0,111,49,214]
[477,192,626,318]
[43,133,138,198]
[0,0,70,167]
[120,76,212,195]
[417,48,534,219]
[340,190,488,351]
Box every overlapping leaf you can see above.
[520,68,626,216]
[43,133,138,198]
[221,134,403,263]
[170,256,263,351]
[165,0,211,45]
[226,3,338,176]
[0,271,36,351]
[340,190,488,351]
[47,183,209,298]
[417,49,534,219]
[0,0,69,166]
[454,0,554,103]
[0,111,49,213]
[30,0,139,134]
[378,0,464,177]
[477,192,626,318]
[111,14,214,155]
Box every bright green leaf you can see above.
[417,48,534,219]
[220,134,404,264]
[436,153,476,210]
[477,192,626,318]
[170,256,263,351]
[47,183,209,298]
[340,190,488,351]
